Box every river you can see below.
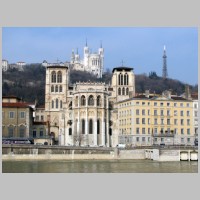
[2,159,198,173]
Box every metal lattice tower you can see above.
[162,45,168,79]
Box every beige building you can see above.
[117,90,195,146]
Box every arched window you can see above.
[51,85,54,92]
[88,95,94,106]
[56,99,58,108]
[60,100,62,109]
[52,100,54,108]
[51,71,56,83]
[55,85,58,92]
[124,74,127,85]
[81,95,86,106]
[97,119,100,134]
[126,74,129,85]
[89,119,93,134]
[122,87,125,95]
[97,96,101,106]
[82,119,85,134]
[75,96,78,107]
[118,73,121,85]
[57,71,62,83]
[59,85,62,92]
[19,126,25,138]
[121,73,123,85]
[126,88,129,95]
[118,88,121,95]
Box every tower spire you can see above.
[162,45,168,79]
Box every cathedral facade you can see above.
[70,42,104,78]
[45,65,135,147]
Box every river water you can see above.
[2,159,198,173]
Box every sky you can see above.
[2,27,198,85]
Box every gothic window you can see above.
[56,99,58,109]
[52,100,54,108]
[122,87,125,95]
[82,119,85,134]
[59,85,62,92]
[57,71,62,83]
[51,85,54,92]
[55,85,58,92]
[97,119,100,134]
[118,73,121,85]
[127,74,129,85]
[60,100,62,109]
[81,95,86,106]
[124,74,127,85]
[88,95,94,106]
[97,96,101,106]
[89,119,93,134]
[121,73,123,85]
[126,88,129,95]
[118,88,121,95]
[51,71,56,83]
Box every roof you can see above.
[2,102,32,108]
[47,65,68,69]
[112,66,133,73]
[2,96,21,100]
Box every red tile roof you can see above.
[2,102,31,108]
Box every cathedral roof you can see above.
[112,66,133,73]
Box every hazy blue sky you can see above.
[2,27,198,85]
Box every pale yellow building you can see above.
[117,90,194,146]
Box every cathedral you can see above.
[70,41,104,78]
[45,64,135,147]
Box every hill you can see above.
[2,64,198,105]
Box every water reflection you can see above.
[2,160,198,173]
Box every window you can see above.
[55,85,58,92]
[118,88,121,95]
[124,74,127,85]
[142,137,145,142]
[36,116,39,121]
[69,128,72,135]
[181,119,184,125]
[187,119,190,125]
[180,111,184,116]
[19,127,25,137]
[194,103,197,109]
[60,100,62,109]
[181,129,184,134]
[9,111,15,119]
[167,103,170,106]
[52,100,54,109]
[174,110,177,116]
[180,103,183,107]
[41,115,44,121]
[187,129,190,135]
[82,119,85,134]
[20,112,25,118]
[167,110,170,116]
[97,120,100,134]
[56,99,59,109]
[81,95,86,106]
[8,127,14,137]
[118,74,121,85]
[195,111,198,117]
[187,111,190,116]
[120,73,123,85]
[142,118,145,124]
[122,87,125,95]
[136,118,139,124]
[148,128,151,134]
[167,119,170,125]
[160,110,164,116]
[142,110,145,115]
[160,102,163,106]
[51,85,54,92]
[187,103,189,107]
[154,119,158,125]
[181,138,184,143]
[148,118,150,125]
[154,128,158,133]
[174,103,177,107]
[88,95,94,106]
[51,71,56,83]
[33,130,37,138]
[40,129,44,137]
[161,118,164,125]
[142,102,145,105]
[136,137,139,142]
[154,110,157,116]
[174,119,177,125]
[142,128,145,134]
[154,102,157,106]
[59,85,62,92]
[136,109,139,115]
[148,110,150,115]
[136,128,139,134]
[57,71,62,83]
[89,119,93,134]
[97,96,101,106]
[187,138,190,142]
[126,88,129,95]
